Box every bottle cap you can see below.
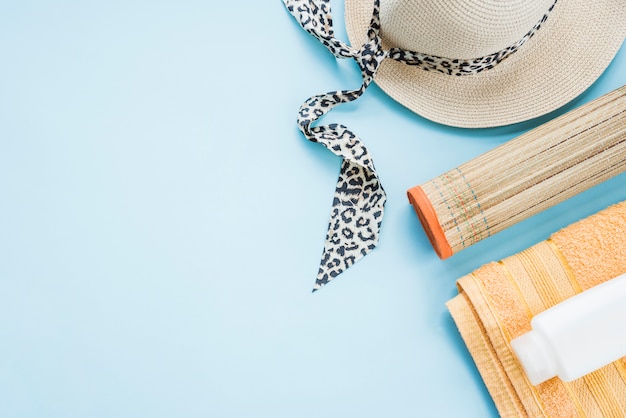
[511,330,557,385]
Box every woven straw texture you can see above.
[413,85,626,257]
[448,200,626,417]
[345,0,626,127]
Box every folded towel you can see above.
[447,201,626,417]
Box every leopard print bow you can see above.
[284,0,388,292]
[283,0,556,291]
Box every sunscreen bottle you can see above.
[511,272,626,385]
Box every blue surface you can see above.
[1,1,625,417]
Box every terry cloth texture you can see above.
[447,201,626,417]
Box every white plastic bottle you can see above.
[510,272,626,386]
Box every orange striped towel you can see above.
[447,201,626,417]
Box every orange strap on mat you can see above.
[447,200,626,417]
[407,185,452,259]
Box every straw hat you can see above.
[345,0,626,127]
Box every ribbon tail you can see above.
[283,0,388,291]
[312,154,386,292]
[297,80,386,292]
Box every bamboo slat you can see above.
[407,85,626,259]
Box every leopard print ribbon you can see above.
[284,0,388,292]
[283,0,556,291]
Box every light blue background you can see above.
[1,1,625,417]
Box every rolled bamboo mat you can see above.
[447,200,626,417]
[407,85,626,259]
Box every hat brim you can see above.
[345,0,626,128]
